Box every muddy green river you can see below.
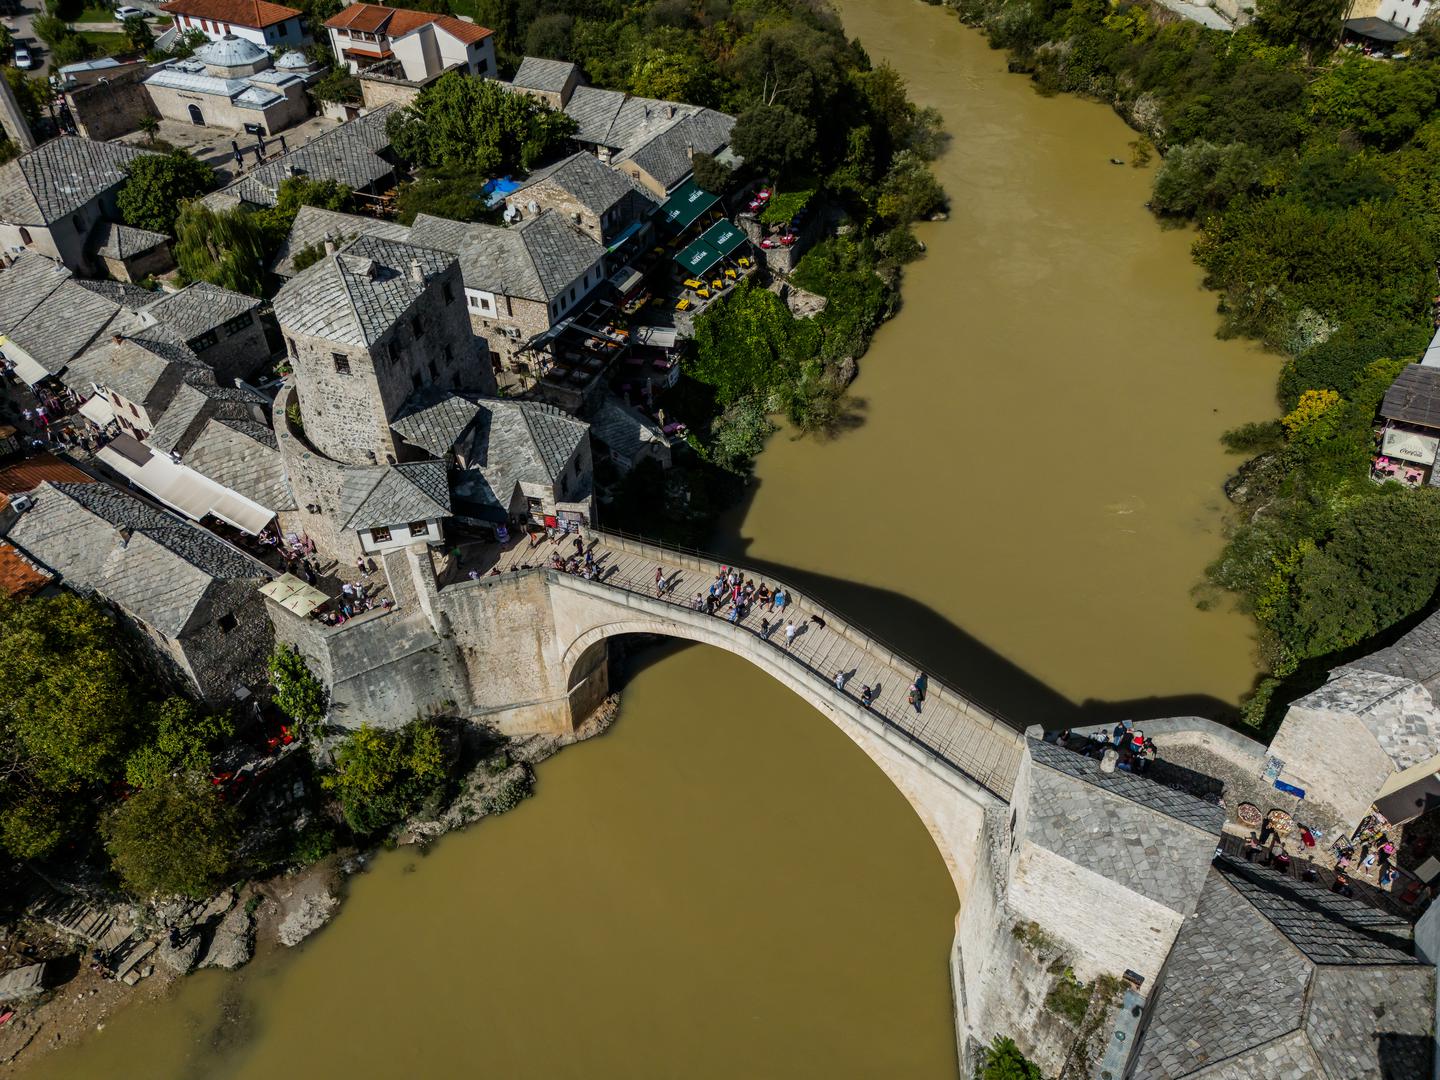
[31,1,1276,1076]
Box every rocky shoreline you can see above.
[0,696,620,1074]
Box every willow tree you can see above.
[173,201,268,297]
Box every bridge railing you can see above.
[564,527,1021,800]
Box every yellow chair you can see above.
[683,278,702,290]
[696,288,711,299]
[711,278,723,289]
[724,268,737,280]
[675,297,691,311]
[738,257,751,268]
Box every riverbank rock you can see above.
[199,906,253,970]
[276,882,340,948]
[154,932,204,975]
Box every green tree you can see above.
[977,1036,1042,1080]
[174,201,269,296]
[730,104,816,179]
[124,697,234,790]
[387,71,576,174]
[3,69,44,129]
[268,643,327,732]
[1151,141,1262,217]
[103,775,238,897]
[322,721,446,834]
[122,13,153,52]
[1255,0,1346,58]
[690,151,733,195]
[117,150,217,234]
[309,66,360,104]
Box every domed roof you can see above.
[193,34,267,68]
[274,50,311,70]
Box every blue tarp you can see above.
[482,176,523,208]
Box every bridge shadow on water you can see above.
[639,493,1246,731]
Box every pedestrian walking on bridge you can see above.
[785,622,797,649]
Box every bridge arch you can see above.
[547,578,1002,906]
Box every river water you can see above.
[30,3,1277,1077]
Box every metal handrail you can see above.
[589,526,1023,733]
[552,532,1016,802]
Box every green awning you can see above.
[698,218,745,258]
[660,180,719,233]
[674,238,724,277]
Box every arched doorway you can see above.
[187,104,204,125]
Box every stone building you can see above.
[5,480,272,701]
[141,281,268,385]
[587,395,670,473]
[203,103,398,211]
[272,233,493,561]
[504,150,658,248]
[158,0,310,52]
[325,3,495,80]
[0,136,156,273]
[56,60,158,143]
[145,34,312,136]
[270,204,414,277]
[392,388,593,526]
[88,221,172,283]
[0,254,130,387]
[508,56,580,109]
[564,85,735,196]
[408,209,605,368]
[1131,852,1434,1079]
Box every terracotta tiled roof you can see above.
[0,540,53,598]
[324,3,491,44]
[0,453,95,509]
[159,0,301,29]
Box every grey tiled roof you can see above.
[62,336,186,412]
[9,480,266,638]
[1024,761,1216,911]
[1133,861,1434,1080]
[408,209,601,303]
[616,109,735,191]
[183,416,295,510]
[272,234,453,346]
[0,136,154,226]
[452,397,586,512]
[511,56,577,93]
[1214,854,1419,966]
[206,104,397,209]
[74,279,162,308]
[145,379,267,455]
[565,87,720,156]
[271,205,413,277]
[1026,738,1226,832]
[1380,363,1440,428]
[1131,867,1311,1080]
[391,386,482,456]
[588,396,668,459]
[143,281,259,342]
[0,255,125,374]
[512,151,658,218]
[339,460,450,529]
[1288,668,1440,771]
[1346,606,1440,696]
[90,221,170,260]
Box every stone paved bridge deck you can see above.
[477,528,1026,801]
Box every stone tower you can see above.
[272,234,493,466]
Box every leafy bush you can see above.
[117,150,216,234]
[976,1036,1042,1080]
[103,775,238,898]
[268,643,327,731]
[322,721,446,835]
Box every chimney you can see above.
[323,239,337,257]
[666,104,676,119]
[410,258,423,284]
[685,143,694,162]
[111,333,124,345]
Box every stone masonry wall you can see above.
[197,313,270,386]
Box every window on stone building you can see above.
[371,526,392,543]
[408,520,428,537]
[217,612,237,632]
[128,401,139,418]
[18,227,30,245]
[220,312,253,336]
[411,316,424,339]
[468,294,479,309]
[332,353,351,374]
[442,282,455,305]
[285,336,296,358]
[189,331,218,352]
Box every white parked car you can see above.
[113,5,145,20]
[12,43,32,68]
